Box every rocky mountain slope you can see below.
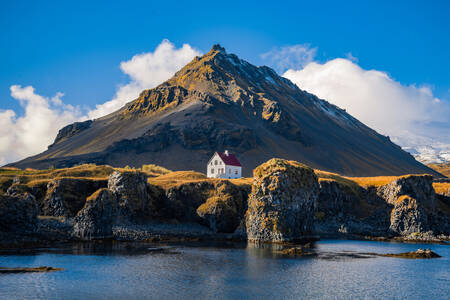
[8,45,441,177]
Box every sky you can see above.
[1,0,449,164]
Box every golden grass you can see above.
[148,170,253,190]
[344,175,416,188]
[433,182,450,195]
[141,164,171,175]
[148,171,209,189]
[427,163,450,178]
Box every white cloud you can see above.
[261,44,317,73]
[88,39,201,119]
[1,40,201,165]
[283,56,450,163]
[0,85,83,165]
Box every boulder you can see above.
[196,181,248,233]
[0,193,38,233]
[41,178,107,217]
[108,170,159,220]
[73,188,117,240]
[246,158,319,242]
[389,195,430,235]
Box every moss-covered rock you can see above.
[196,181,248,233]
[246,158,319,242]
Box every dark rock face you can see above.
[50,120,93,147]
[0,193,38,233]
[316,180,360,220]
[196,181,248,233]
[246,159,319,242]
[389,196,430,235]
[73,188,117,240]
[163,181,214,222]
[314,180,392,237]
[108,170,158,220]
[377,175,436,211]
[41,178,107,217]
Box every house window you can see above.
[219,161,222,165]
[211,168,214,174]
[229,169,231,174]
[215,160,218,165]
[235,170,238,175]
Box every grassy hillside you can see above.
[427,163,450,178]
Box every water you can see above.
[0,240,449,299]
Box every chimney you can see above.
[224,150,229,156]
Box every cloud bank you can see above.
[1,40,200,165]
[88,40,200,119]
[281,52,450,163]
[0,85,83,165]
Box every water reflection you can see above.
[0,240,448,300]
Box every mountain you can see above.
[9,45,442,177]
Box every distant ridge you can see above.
[9,45,443,177]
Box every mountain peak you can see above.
[210,44,226,53]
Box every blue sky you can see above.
[1,0,449,111]
[0,0,449,164]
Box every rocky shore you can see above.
[1,159,449,248]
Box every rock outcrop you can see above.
[196,181,248,233]
[41,178,107,217]
[0,193,38,233]
[108,170,162,220]
[389,195,430,235]
[377,175,436,211]
[73,188,117,240]
[246,158,319,242]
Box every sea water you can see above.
[0,240,449,299]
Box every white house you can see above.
[207,150,242,179]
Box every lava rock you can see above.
[41,178,107,217]
[73,188,118,240]
[246,158,319,242]
[0,193,38,233]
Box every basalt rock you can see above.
[0,193,38,233]
[73,188,118,240]
[389,195,431,235]
[377,175,436,211]
[246,158,319,242]
[196,181,249,233]
[108,170,161,220]
[41,178,107,217]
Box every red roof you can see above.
[217,152,241,167]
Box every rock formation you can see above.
[0,193,38,233]
[389,195,430,235]
[246,158,319,242]
[73,188,117,240]
[108,170,160,220]
[41,178,107,217]
[196,181,248,233]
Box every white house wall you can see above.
[206,153,242,179]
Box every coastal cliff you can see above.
[0,160,449,247]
